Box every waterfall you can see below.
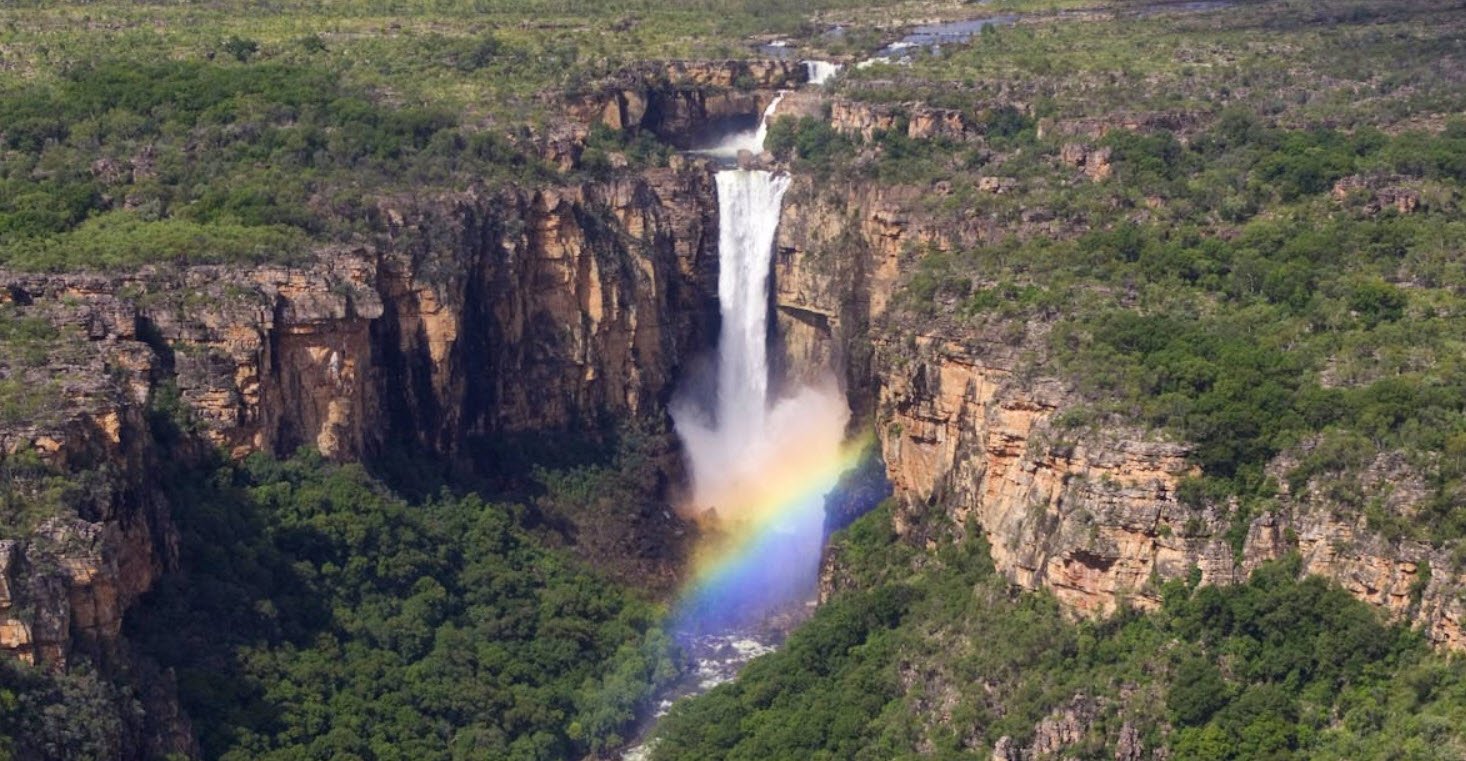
[750,91,785,151]
[676,94,793,510]
[619,77,883,756]
[699,91,786,160]
[803,60,842,86]
[671,90,852,629]
[709,169,790,456]
[675,165,800,516]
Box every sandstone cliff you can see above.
[774,173,1466,650]
[2,167,718,464]
[871,301,1464,650]
[569,59,807,147]
[0,160,724,757]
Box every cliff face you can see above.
[0,411,174,670]
[0,161,721,757]
[370,167,719,457]
[0,279,180,672]
[570,59,807,147]
[771,177,951,415]
[3,167,717,463]
[874,334,1466,646]
[775,174,1466,650]
[874,334,1229,616]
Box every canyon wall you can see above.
[0,162,722,738]
[773,174,1466,650]
[874,331,1463,651]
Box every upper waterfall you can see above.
[750,91,785,151]
[696,91,787,160]
[803,60,842,85]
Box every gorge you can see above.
[2,1,1466,758]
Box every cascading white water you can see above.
[707,169,790,460]
[626,74,869,760]
[675,97,799,511]
[750,92,784,153]
[803,60,842,86]
[698,92,787,160]
[671,88,851,625]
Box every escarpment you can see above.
[0,161,724,753]
[773,167,1466,650]
[3,168,719,462]
[871,332,1466,648]
[3,48,1466,758]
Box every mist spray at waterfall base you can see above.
[668,157,859,632]
[672,383,857,630]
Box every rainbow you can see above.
[673,433,876,631]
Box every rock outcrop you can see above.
[990,696,1158,761]
[1331,174,1424,215]
[569,59,807,147]
[0,358,175,671]
[1059,142,1113,181]
[868,322,1465,647]
[828,99,974,142]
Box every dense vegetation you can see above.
[125,452,675,760]
[3,1,1466,759]
[0,661,140,761]
[654,504,1466,759]
[872,113,1466,544]
[0,56,560,270]
[762,1,1466,549]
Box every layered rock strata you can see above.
[0,163,721,704]
[775,174,1466,649]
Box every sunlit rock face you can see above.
[769,168,1466,649]
[0,159,727,756]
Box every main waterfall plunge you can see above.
[621,93,883,759]
[670,103,855,631]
